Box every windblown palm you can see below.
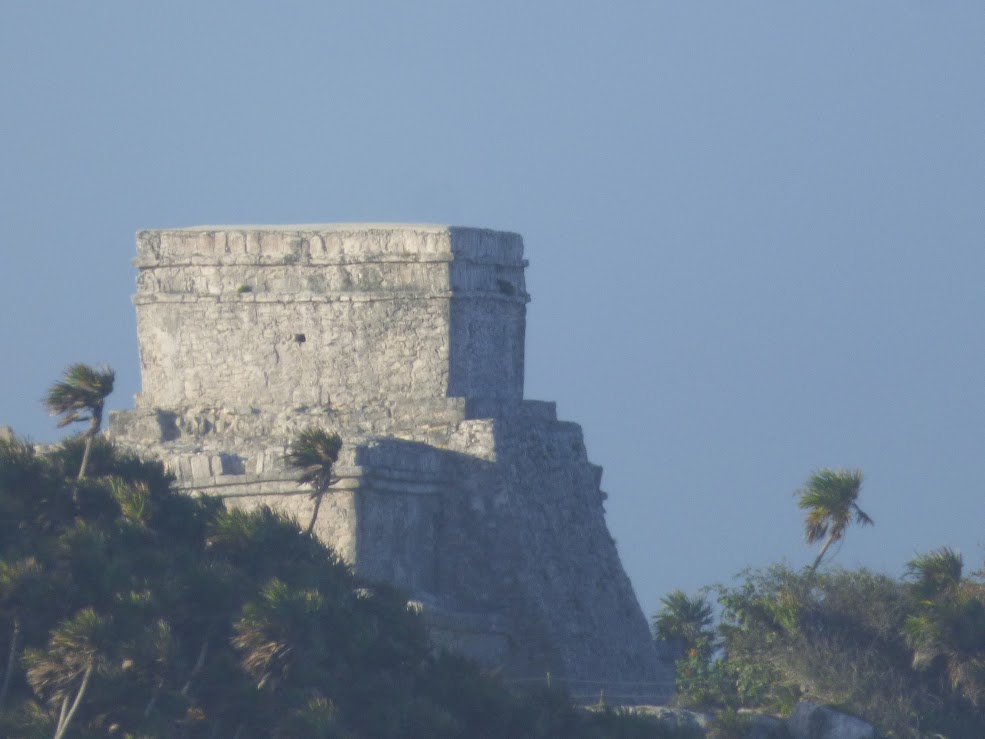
[287,428,342,537]
[43,363,115,481]
[796,467,873,572]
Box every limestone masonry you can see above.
[109,224,671,703]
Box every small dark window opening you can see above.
[294,333,306,344]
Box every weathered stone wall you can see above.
[110,224,673,704]
[133,225,527,412]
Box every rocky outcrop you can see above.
[623,703,876,738]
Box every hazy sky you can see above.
[2,2,983,619]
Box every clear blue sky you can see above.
[2,2,983,619]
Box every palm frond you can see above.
[109,477,153,525]
[804,513,829,545]
[231,579,327,691]
[43,364,115,427]
[907,547,963,597]
[24,608,112,702]
[853,506,874,527]
[652,589,714,648]
[287,428,342,493]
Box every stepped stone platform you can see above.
[109,224,671,704]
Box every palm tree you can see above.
[904,547,985,707]
[906,546,963,600]
[652,589,714,656]
[796,467,873,572]
[286,428,342,537]
[43,363,115,481]
[23,608,112,739]
[231,578,328,692]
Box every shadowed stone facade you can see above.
[109,224,671,703]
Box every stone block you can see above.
[189,455,212,479]
[788,702,875,739]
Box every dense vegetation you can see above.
[0,429,674,736]
[654,470,985,738]
[14,363,985,737]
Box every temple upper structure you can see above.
[132,225,528,412]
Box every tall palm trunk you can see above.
[52,661,94,739]
[180,634,211,696]
[76,414,101,481]
[0,616,20,710]
[305,492,324,537]
[811,533,837,572]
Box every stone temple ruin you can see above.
[108,224,671,703]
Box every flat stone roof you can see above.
[151,224,521,238]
